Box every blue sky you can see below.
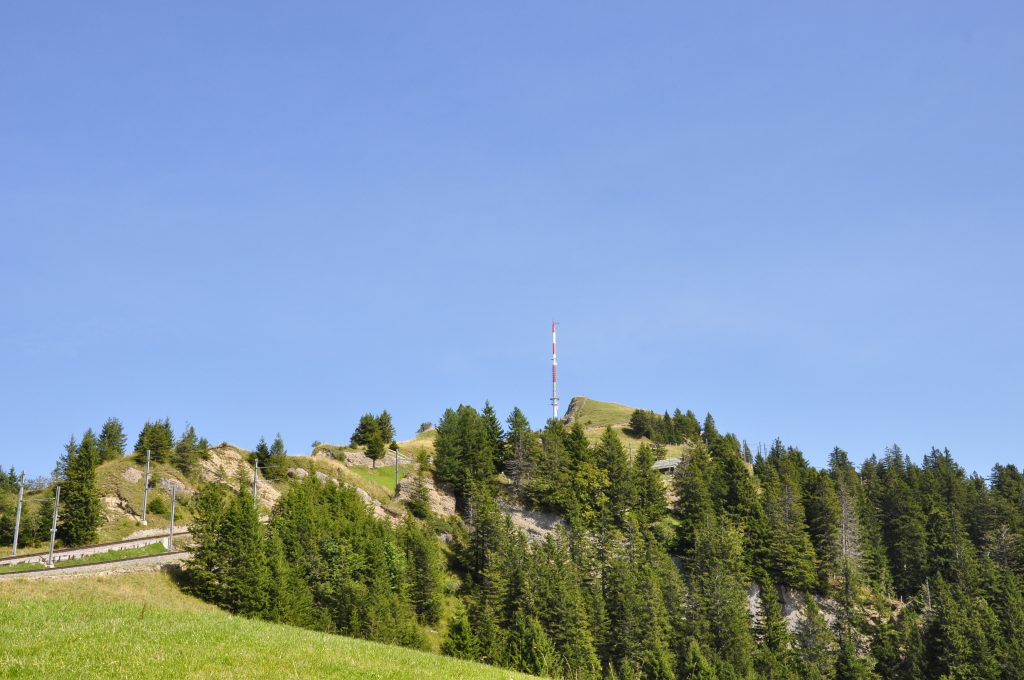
[2,3,1022,478]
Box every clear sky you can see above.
[2,3,1022,478]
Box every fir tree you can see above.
[97,417,126,462]
[794,595,837,680]
[135,419,174,463]
[402,517,444,625]
[172,424,208,475]
[365,430,386,469]
[264,433,288,481]
[378,410,396,447]
[681,639,719,680]
[632,443,666,526]
[690,515,755,678]
[58,432,102,546]
[442,610,480,661]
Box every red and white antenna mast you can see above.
[551,321,559,420]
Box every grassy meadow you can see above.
[0,571,533,679]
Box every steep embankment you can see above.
[0,571,535,679]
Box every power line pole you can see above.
[11,471,24,557]
[167,484,176,550]
[394,447,399,498]
[46,485,60,568]
[141,450,151,526]
[252,462,259,508]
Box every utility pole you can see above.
[167,484,176,550]
[46,485,60,568]
[141,450,151,526]
[394,448,399,498]
[252,462,259,508]
[11,471,24,556]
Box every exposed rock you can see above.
[344,449,414,468]
[199,446,280,507]
[121,467,142,484]
[159,476,191,496]
[288,467,309,479]
[497,500,563,542]
[395,471,456,517]
[102,495,139,522]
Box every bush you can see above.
[147,497,167,515]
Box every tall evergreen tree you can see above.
[689,515,755,678]
[97,417,126,462]
[632,443,666,526]
[58,432,103,546]
[264,433,288,480]
[135,418,174,463]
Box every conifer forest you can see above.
[11,403,1017,679]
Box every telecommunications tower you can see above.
[551,321,559,420]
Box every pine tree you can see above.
[172,424,208,475]
[503,407,538,500]
[377,410,396,447]
[135,419,174,463]
[673,444,715,559]
[595,428,634,524]
[794,595,837,680]
[758,450,818,591]
[214,489,271,616]
[58,432,102,546]
[406,451,433,519]
[754,579,799,679]
[350,413,381,446]
[805,470,842,591]
[681,639,719,679]
[252,436,271,471]
[481,401,504,462]
[53,435,76,481]
[925,576,1002,680]
[433,405,497,504]
[690,515,755,678]
[97,417,126,462]
[263,433,288,481]
[402,518,444,625]
[632,443,666,526]
[365,430,386,469]
[264,531,314,627]
[531,532,600,678]
[442,610,480,660]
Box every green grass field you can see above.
[564,396,635,428]
[348,463,414,495]
[0,571,534,679]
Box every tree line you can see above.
[185,401,1024,679]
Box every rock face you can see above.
[497,500,563,542]
[395,472,457,518]
[562,396,588,424]
[200,446,280,508]
[288,467,309,479]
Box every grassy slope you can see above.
[0,571,533,680]
[566,396,690,460]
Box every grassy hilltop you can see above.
[0,571,533,679]
[563,396,691,459]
